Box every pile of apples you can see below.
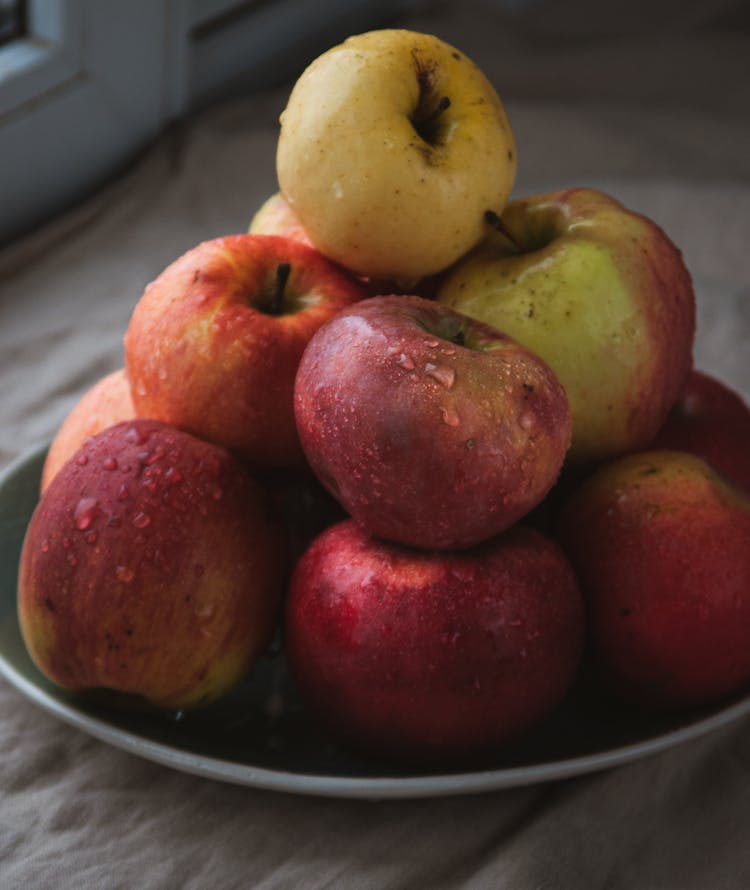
[17,30,750,766]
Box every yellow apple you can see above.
[276,29,516,283]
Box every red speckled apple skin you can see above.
[649,369,750,496]
[558,450,750,711]
[286,520,585,766]
[124,234,366,469]
[18,419,287,710]
[294,295,572,550]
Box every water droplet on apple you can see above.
[74,497,100,530]
[332,181,343,200]
[196,603,215,620]
[102,456,118,471]
[425,364,456,389]
[85,530,98,545]
[62,537,73,549]
[424,338,439,348]
[115,565,135,583]
[519,412,535,431]
[75,453,89,466]
[132,511,151,529]
[126,424,150,445]
[165,467,183,484]
[440,405,460,427]
[145,446,166,465]
[41,540,50,554]
[396,353,415,371]
[158,367,168,381]
[67,553,78,567]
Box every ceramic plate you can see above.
[2,443,750,799]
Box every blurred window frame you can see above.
[0,0,425,245]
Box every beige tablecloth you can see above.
[2,2,749,887]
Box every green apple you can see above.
[276,29,516,283]
[437,188,696,464]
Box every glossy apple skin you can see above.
[286,520,585,765]
[249,191,441,301]
[649,370,750,495]
[558,450,750,710]
[249,191,314,247]
[124,234,365,469]
[18,420,287,710]
[294,295,571,550]
[277,29,516,282]
[41,369,135,493]
[437,188,696,464]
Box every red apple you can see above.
[558,450,750,710]
[294,295,571,550]
[41,369,135,494]
[18,419,287,710]
[124,234,366,469]
[286,520,585,764]
[649,369,750,495]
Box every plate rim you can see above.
[2,442,750,800]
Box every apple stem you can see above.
[484,210,524,253]
[434,95,451,116]
[271,262,291,315]
[424,95,451,127]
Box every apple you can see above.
[248,191,314,248]
[649,369,750,495]
[124,234,365,469]
[276,29,516,283]
[437,188,696,465]
[286,520,585,764]
[248,189,451,301]
[558,450,750,710]
[294,295,571,550]
[248,190,425,300]
[41,368,135,493]
[18,419,288,710]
